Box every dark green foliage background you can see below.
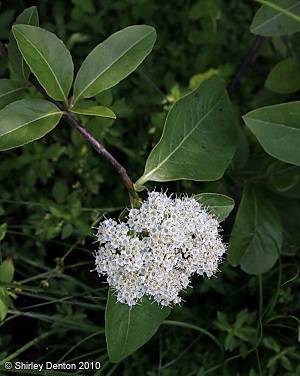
[0,1,299,375]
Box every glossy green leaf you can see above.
[0,258,14,283]
[12,6,38,28]
[73,25,156,103]
[105,290,171,363]
[69,104,116,118]
[12,25,74,102]
[265,58,300,94]
[194,193,235,222]
[243,101,300,166]
[135,78,237,186]
[8,6,39,80]
[0,79,26,110]
[0,99,63,151]
[251,0,300,36]
[228,185,282,274]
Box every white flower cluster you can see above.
[94,191,226,307]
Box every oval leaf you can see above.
[0,257,14,283]
[135,78,237,186]
[0,99,63,151]
[228,185,282,274]
[265,58,300,94]
[73,25,156,103]
[0,79,26,109]
[251,0,300,36]
[8,6,39,80]
[243,101,300,166]
[69,104,116,118]
[105,290,171,363]
[12,25,74,102]
[194,193,235,222]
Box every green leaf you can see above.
[265,58,300,94]
[135,78,237,186]
[0,79,26,110]
[243,101,300,166]
[235,309,250,327]
[267,161,300,195]
[12,25,74,102]
[228,185,282,274]
[73,25,156,103]
[231,127,249,170]
[0,99,63,151]
[52,179,69,204]
[251,0,300,36]
[189,0,221,22]
[13,6,38,29]
[8,6,39,80]
[0,223,7,241]
[68,193,82,218]
[61,223,73,240]
[0,258,14,283]
[281,355,293,371]
[69,104,116,118]
[194,193,235,222]
[47,202,71,221]
[105,289,171,363]
[0,288,11,321]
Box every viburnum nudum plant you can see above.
[0,6,235,362]
[1,2,299,366]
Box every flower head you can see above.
[94,191,226,306]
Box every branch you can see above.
[0,40,140,206]
[227,36,263,96]
[64,112,134,191]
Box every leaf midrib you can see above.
[0,87,25,98]
[245,115,300,131]
[0,110,61,137]
[120,308,131,359]
[13,27,66,102]
[143,92,225,181]
[254,1,300,31]
[74,30,152,102]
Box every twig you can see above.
[227,36,263,96]
[64,112,134,192]
[0,40,140,206]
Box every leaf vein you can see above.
[14,28,66,101]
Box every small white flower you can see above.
[94,191,226,307]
